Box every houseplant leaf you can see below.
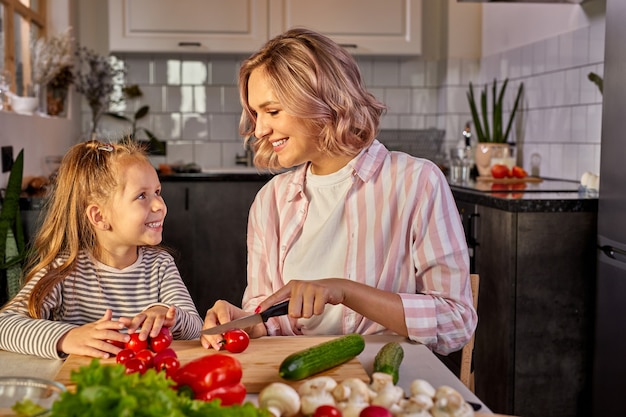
[467,83,486,142]
[480,86,491,142]
[503,82,524,144]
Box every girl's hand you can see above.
[57,309,129,358]
[200,300,266,350]
[120,305,176,342]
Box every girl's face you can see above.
[248,67,350,175]
[104,160,166,251]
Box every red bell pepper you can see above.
[172,353,246,406]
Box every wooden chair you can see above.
[459,273,479,392]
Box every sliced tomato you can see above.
[511,165,528,179]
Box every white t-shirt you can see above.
[283,161,354,334]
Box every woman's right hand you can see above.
[56,309,128,358]
[200,300,266,350]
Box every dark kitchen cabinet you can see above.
[160,177,270,316]
[450,186,597,417]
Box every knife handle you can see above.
[260,300,290,321]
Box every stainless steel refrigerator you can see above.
[593,0,626,414]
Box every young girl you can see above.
[0,140,203,359]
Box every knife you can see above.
[201,300,290,335]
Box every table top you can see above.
[0,335,494,414]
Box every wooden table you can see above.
[0,335,505,415]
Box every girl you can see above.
[202,28,477,356]
[0,140,202,359]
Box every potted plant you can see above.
[467,78,524,176]
[0,150,26,304]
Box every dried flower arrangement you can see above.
[31,28,74,87]
[73,45,125,136]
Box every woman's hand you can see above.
[56,309,128,358]
[257,278,347,318]
[119,305,177,342]
[200,300,266,350]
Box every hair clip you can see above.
[97,144,114,152]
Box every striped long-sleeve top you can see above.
[0,246,203,359]
[243,140,477,355]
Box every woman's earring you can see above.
[103,224,110,230]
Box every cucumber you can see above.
[278,334,365,380]
[373,341,404,384]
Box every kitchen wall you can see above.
[0,1,606,184]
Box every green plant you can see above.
[467,78,524,143]
[104,85,166,155]
[0,150,26,303]
[588,72,603,95]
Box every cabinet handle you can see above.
[178,42,202,47]
[468,213,480,247]
[184,187,189,211]
[339,43,358,49]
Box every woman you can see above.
[202,28,476,355]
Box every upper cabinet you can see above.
[107,0,269,53]
[108,0,422,55]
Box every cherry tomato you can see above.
[150,327,173,353]
[156,356,180,378]
[511,165,528,179]
[221,329,250,353]
[359,405,392,417]
[135,349,154,368]
[491,163,510,179]
[106,338,126,349]
[153,347,178,369]
[124,357,148,375]
[125,333,148,353]
[115,348,136,365]
[314,404,343,417]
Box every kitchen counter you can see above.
[0,335,498,414]
[449,177,598,213]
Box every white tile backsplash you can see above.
[110,19,603,179]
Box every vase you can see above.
[475,143,516,177]
[46,85,69,117]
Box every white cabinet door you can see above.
[108,0,269,53]
[268,0,421,55]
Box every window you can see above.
[0,0,47,96]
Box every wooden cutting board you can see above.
[476,176,543,184]
[54,336,368,393]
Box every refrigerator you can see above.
[592,0,626,414]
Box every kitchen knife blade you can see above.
[200,300,290,335]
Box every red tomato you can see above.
[106,338,126,349]
[314,404,343,417]
[156,356,180,378]
[115,348,136,365]
[491,164,510,179]
[222,329,250,353]
[153,347,178,369]
[125,333,148,353]
[124,357,148,375]
[511,165,528,179]
[135,349,154,368]
[359,405,392,417]
[150,327,173,353]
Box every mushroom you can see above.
[297,376,338,416]
[397,379,436,417]
[430,385,474,417]
[332,378,375,417]
[258,382,301,417]
[369,372,404,413]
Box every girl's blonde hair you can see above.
[18,139,150,317]
[238,28,386,170]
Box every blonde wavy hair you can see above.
[238,28,386,170]
[14,139,150,318]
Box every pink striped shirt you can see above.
[243,140,477,354]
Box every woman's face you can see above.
[247,67,347,174]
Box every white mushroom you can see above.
[332,378,374,417]
[297,376,338,416]
[408,379,436,399]
[430,386,474,417]
[369,372,404,413]
[258,382,301,417]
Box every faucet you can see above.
[235,145,254,167]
